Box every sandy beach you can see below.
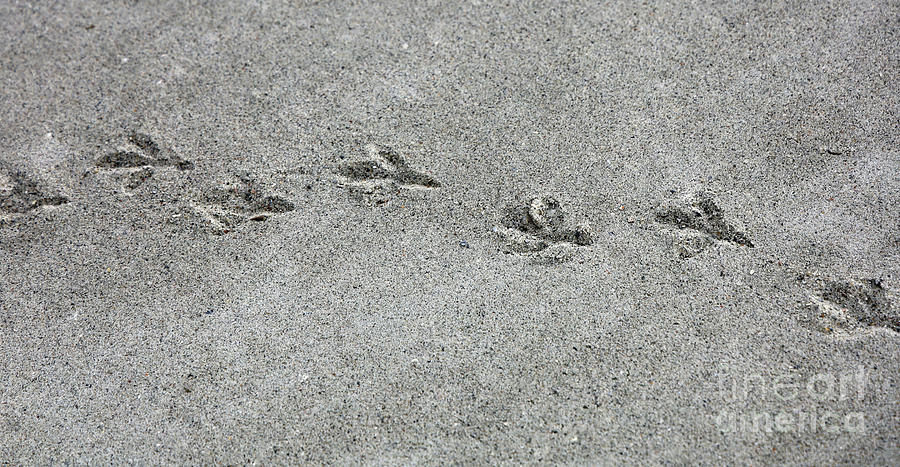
[1,0,898,464]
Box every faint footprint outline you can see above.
[801,276,898,335]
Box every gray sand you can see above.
[1,1,898,464]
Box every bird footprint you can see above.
[95,132,193,189]
[0,164,68,218]
[335,143,441,198]
[655,191,753,258]
[800,276,898,335]
[194,174,295,235]
[495,194,593,263]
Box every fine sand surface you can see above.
[1,1,898,464]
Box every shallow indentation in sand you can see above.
[801,275,898,335]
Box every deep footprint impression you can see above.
[195,173,295,235]
[496,194,593,263]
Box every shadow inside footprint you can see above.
[129,132,161,156]
[0,165,68,214]
[656,191,753,248]
[336,160,396,182]
[95,151,155,169]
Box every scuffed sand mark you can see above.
[495,194,593,264]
